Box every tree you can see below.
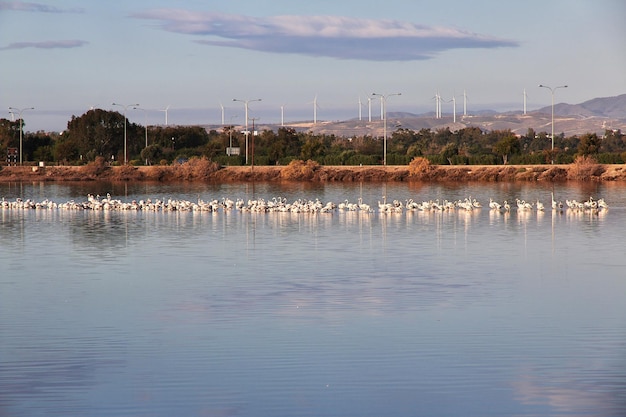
[140,144,163,165]
[600,129,623,153]
[577,133,602,156]
[300,136,325,160]
[64,109,132,162]
[23,131,53,162]
[441,143,458,165]
[0,118,21,152]
[493,134,520,164]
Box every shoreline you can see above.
[1,162,625,183]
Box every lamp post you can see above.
[538,84,567,164]
[372,93,401,166]
[249,117,259,170]
[8,106,34,165]
[228,115,238,154]
[112,102,139,164]
[233,98,261,164]
[133,106,149,165]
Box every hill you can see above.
[544,93,626,119]
[205,94,626,138]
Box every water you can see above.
[1,181,625,417]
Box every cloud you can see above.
[132,10,518,61]
[0,1,84,13]
[0,40,88,51]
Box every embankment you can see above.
[1,160,625,182]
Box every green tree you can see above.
[493,134,520,164]
[140,144,163,165]
[300,136,326,160]
[64,109,138,162]
[54,134,81,163]
[441,143,458,165]
[577,133,602,156]
[0,118,21,151]
[23,131,53,162]
[600,129,623,153]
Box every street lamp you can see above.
[538,84,567,164]
[249,117,259,170]
[133,106,149,165]
[233,98,261,164]
[112,102,139,164]
[228,115,238,155]
[371,93,401,166]
[8,106,34,165]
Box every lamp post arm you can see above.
[9,106,35,165]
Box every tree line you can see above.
[1,109,624,166]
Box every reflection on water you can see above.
[1,182,625,417]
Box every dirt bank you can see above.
[1,161,625,183]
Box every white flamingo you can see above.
[536,200,545,211]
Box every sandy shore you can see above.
[1,163,625,182]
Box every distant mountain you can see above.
[538,94,626,119]
[207,94,626,137]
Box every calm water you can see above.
[1,181,625,417]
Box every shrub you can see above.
[80,155,108,177]
[408,157,434,178]
[111,165,140,181]
[567,155,605,180]
[176,157,220,180]
[280,159,320,180]
[596,153,624,164]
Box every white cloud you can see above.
[0,40,88,51]
[0,1,84,13]
[132,10,518,61]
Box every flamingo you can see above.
[536,200,545,211]
[489,198,501,210]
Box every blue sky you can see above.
[1,0,625,132]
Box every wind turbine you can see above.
[463,90,468,116]
[160,105,170,125]
[280,104,286,126]
[432,91,442,119]
[361,91,372,122]
[311,94,320,124]
[438,92,442,119]
[220,102,225,125]
[448,95,457,123]
[523,89,528,115]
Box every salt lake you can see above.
[1,180,625,417]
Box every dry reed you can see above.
[567,155,605,180]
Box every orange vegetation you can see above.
[1,156,625,183]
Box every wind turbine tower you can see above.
[523,89,528,115]
[451,96,457,123]
[220,102,225,125]
[433,91,442,119]
[463,90,468,116]
[281,104,286,127]
[160,105,170,125]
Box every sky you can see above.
[1,0,625,132]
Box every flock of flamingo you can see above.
[0,192,609,214]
